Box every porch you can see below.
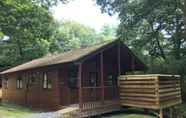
[58,100,120,118]
[58,42,124,117]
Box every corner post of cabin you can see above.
[117,41,121,99]
[100,51,104,104]
[118,41,121,76]
[78,63,83,109]
[131,55,135,73]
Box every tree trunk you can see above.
[155,34,166,60]
[16,39,24,58]
[149,22,166,60]
[173,14,182,60]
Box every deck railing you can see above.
[80,100,120,117]
[82,87,102,102]
[81,86,119,103]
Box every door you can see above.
[59,70,69,106]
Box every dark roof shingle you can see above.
[1,40,115,74]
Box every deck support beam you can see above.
[78,63,83,109]
[159,109,163,118]
[100,52,104,103]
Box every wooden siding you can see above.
[2,44,122,111]
[119,75,182,109]
[158,76,182,108]
[2,69,61,111]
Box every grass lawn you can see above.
[0,103,36,118]
[0,103,185,118]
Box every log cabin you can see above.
[0,40,146,111]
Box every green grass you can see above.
[177,103,186,117]
[0,103,186,118]
[0,103,36,118]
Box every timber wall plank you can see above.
[119,74,182,109]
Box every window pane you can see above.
[17,79,20,88]
[89,72,98,87]
[20,79,23,89]
[4,78,8,89]
[68,67,78,89]
[105,75,114,86]
[43,73,47,88]
[48,83,52,89]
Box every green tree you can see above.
[99,24,117,41]
[0,0,57,69]
[96,0,185,60]
[96,0,186,101]
[53,20,104,52]
[33,0,69,8]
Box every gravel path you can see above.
[25,112,62,118]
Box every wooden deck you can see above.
[119,74,182,118]
[119,74,182,110]
[58,100,121,118]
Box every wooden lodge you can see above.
[0,40,146,114]
[0,40,182,117]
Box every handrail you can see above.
[82,86,117,89]
[82,87,102,89]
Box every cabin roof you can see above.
[1,40,146,74]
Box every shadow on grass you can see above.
[93,107,156,118]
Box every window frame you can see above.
[17,77,23,89]
[105,73,117,87]
[42,72,52,89]
[4,78,8,89]
[89,72,98,87]
[67,67,78,89]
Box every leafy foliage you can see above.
[51,21,116,52]
[0,2,117,70]
[96,0,186,101]
[97,0,185,60]
[0,0,57,69]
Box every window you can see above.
[29,73,37,85]
[89,72,98,87]
[4,78,8,89]
[105,74,117,86]
[17,78,23,89]
[43,72,52,89]
[67,67,78,89]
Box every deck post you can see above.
[159,109,164,118]
[78,63,83,109]
[100,52,104,103]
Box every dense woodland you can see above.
[96,0,186,101]
[0,0,186,100]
